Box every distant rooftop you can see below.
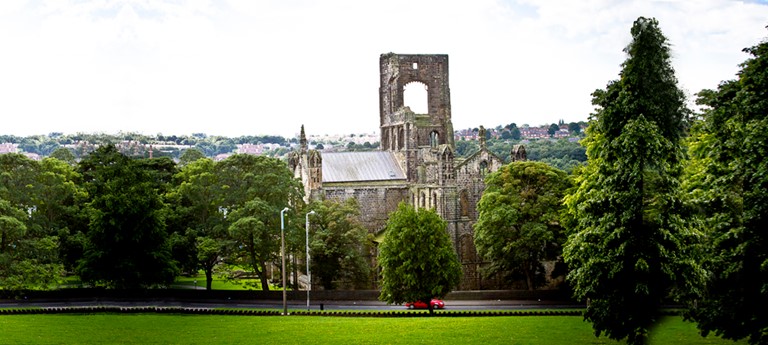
[322,151,406,183]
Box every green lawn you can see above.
[170,274,270,290]
[0,314,746,344]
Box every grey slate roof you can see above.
[322,151,406,182]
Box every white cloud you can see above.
[0,0,766,137]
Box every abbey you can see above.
[289,53,525,290]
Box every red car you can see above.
[405,299,445,309]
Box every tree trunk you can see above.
[205,268,213,291]
[524,266,534,291]
[258,261,270,291]
[292,255,299,290]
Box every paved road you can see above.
[0,298,582,311]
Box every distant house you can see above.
[0,143,18,154]
[237,143,263,155]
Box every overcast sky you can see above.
[1,0,766,138]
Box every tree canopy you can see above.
[76,145,178,288]
[170,157,227,290]
[217,154,304,291]
[684,33,768,345]
[378,203,461,312]
[0,154,69,290]
[307,198,371,290]
[562,17,704,345]
[474,161,571,290]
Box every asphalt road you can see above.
[0,298,583,311]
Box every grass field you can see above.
[170,274,268,290]
[0,314,746,345]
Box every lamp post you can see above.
[305,210,315,311]
[280,207,290,315]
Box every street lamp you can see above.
[280,207,290,315]
[305,210,315,311]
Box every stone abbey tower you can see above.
[290,53,520,290]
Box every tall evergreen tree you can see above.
[562,17,704,345]
[684,34,768,345]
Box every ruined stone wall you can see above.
[323,185,409,234]
[452,149,507,289]
[380,53,454,153]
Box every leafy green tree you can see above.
[307,198,371,290]
[454,140,479,157]
[0,153,38,208]
[214,137,236,155]
[76,145,178,288]
[684,35,768,345]
[474,161,571,290]
[179,148,206,166]
[170,158,227,290]
[378,203,461,313]
[524,139,586,172]
[39,139,60,156]
[48,147,77,165]
[34,157,86,272]
[195,142,216,157]
[217,154,304,291]
[137,157,178,193]
[568,122,581,135]
[562,17,704,345]
[510,127,521,140]
[0,154,65,290]
[18,136,41,155]
[547,123,559,137]
[0,198,33,290]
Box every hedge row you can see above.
[0,307,617,317]
[288,310,588,317]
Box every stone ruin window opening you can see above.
[412,62,418,69]
[479,160,489,176]
[459,190,470,217]
[430,131,440,149]
[403,81,428,115]
[441,150,454,182]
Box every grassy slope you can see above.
[0,315,746,345]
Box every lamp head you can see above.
[308,210,316,215]
[282,207,290,212]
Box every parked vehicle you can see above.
[405,299,445,309]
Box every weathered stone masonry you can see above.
[290,53,522,290]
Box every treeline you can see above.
[2,127,587,172]
[0,133,294,159]
[456,137,586,173]
[0,145,370,292]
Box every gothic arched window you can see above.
[479,160,488,176]
[430,131,440,148]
